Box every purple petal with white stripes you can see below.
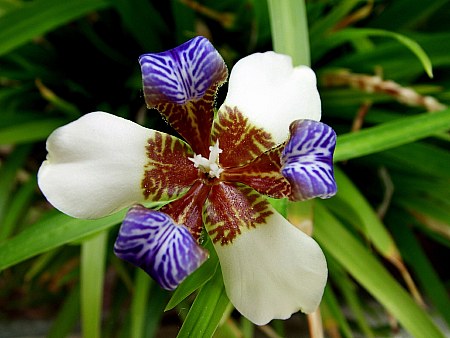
[281,120,337,201]
[114,205,209,291]
[138,36,227,156]
[139,36,227,106]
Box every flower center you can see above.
[188,140,224,178]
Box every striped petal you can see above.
[281,120,337,201]
[140,36,228,156]
[114,205,209,291]
[221,52,321,145]
[210,202,327,325]
[37,112,198,219]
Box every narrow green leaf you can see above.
[314,203,445,338]
[171,0,196,44]
[177,265,230,338]
[111,0,165,51]
[81,231,108,338]
[332,268,375,338]
[47,284,80,338]
[316,28,433,77]
[322,168,399,259]
[165,239,219,311]
[0,118,69,144]
[267,0,310,66]
[24,248,60,282]
[396,196,450,242]
[0,0,22,17]
[240,317,255,338]
[249,0,271,48]
[143,284,170,338]
[130,269,151,338]
[369,0,448,30]
[328,32,450,81]
[367,142,450,180]
[389,213,450,327]
[0,0,110,56]
[0,176,36,241]
[0,145,30,223]
[334,108,450,162]
[0,209,126,272]
[309,0,361,39]
[322,283,353,338]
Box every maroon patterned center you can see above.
[204,183,273,245]
[154,83,224,156]
[212,106,277,167]
[141,131,198,201]
[142,106,289,245]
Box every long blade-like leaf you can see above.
[0,210,125,271]
[0,0,110,56]
[314,203,445,338]
[81,231,108,338]
[334,108,450,162]
[177,265,230,338]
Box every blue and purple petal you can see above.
[114,205,209,290]
[281,120,337,201]
[139,36,228,156]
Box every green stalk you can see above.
[81,231,108,338]
[130,269,151,338]
[267,0,310,66]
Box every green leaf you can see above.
[171,0,196,44]
[176,265,230,338]
[165,239,219,311]
[267,0,310,66]
[369,0,449,30]
[366,142,450,180]
[130,269,152,338]
[327,32,450,81]
[0,209,126,272]
[322,168,399,259]
[309,0,361,39]
[47,284,80,338]
[0,118,69,144]
[389,213,450,327]
[322,283,353,338]
[111,0,166,51]
[315,28,433,77]
[143,284,170,338]
[0,0,110,56]
[331,267,375,338]
[314,203,445,338]
[334,108,450,162]
[0,176,37,241]
[0,145,30,226]
[81,230,108,338]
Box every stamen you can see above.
[189,140,224,178]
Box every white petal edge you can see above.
[213,205,327,325]
[38,112,152,219]
[221,52,321,144]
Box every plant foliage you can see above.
[0,0,449,337]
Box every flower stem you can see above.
[267,0,310,66]
[81,231,108,338]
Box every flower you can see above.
[38,36,337,325]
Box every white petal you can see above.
[222,52,321,144]
[38,112,151,219]
[213,206,327,325]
